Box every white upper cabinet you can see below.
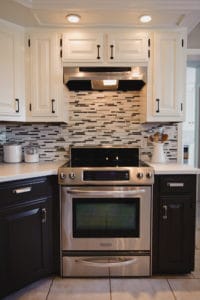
[62,30,149,64]
[62,31,104,63]
[107,32,149,63]
[0,20,25,121]
[26,32,67,122]
[141,30,186,122]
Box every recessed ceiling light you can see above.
[140,15,152,23]
[66,14,81,23]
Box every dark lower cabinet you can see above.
[0,176,59,298]
[153,175,196,274]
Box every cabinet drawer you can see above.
[158,175,196,195]
[0,176,57,208]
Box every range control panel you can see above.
[58,166,154,186]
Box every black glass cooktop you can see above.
[69,146,140,167]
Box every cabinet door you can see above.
[158,195,195,273]
[152,32,185,121]
[0,198,52,297]
[27,32,63,121]
[0,21,25,121]
[107,31,149,62]
[62,31,104,63]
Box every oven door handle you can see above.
[66,189,146,196]
[75,257,137,268]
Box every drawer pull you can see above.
[13,187,32,194]
[167,182,184,187]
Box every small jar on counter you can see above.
[24,144,39,163]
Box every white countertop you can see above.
[148,162,200,175]
[0,160,199,183]
[0,160,66,183]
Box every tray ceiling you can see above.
[0,0,199,32]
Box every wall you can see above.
[0,86,178,162]
[188,22,200,49]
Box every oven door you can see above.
[61,186,152,251]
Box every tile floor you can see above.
[3,276,200,300]
[3,250,200,300]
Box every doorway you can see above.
[183,51,200,255]
[182,53,200,166]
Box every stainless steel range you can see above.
[59,146,154,277]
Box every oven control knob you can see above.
[69,172,76,180]
[137,172,143,179]
[146,172,152,179]
[60,172,66,180]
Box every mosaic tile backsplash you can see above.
[0,87,178,162]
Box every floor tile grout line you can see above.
[167,279,178,300]
[46,276,54,300]
[108,271,112,300]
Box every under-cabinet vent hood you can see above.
[63,67,146,91]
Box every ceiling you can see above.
[0,0,200,33]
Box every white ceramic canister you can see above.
[3,143,23,163]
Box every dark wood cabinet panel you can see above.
[0,176,59,298]
[159,175,195,195]
[153,175,196,274]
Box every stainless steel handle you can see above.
[41,208,47,223]
[167,182,184,187]
[67,189,146,196]
[13,187,32,194]
[163,205,168,220]
[76,257,137,268]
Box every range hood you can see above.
[63,67,146,91]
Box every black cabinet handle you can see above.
[97,45,101,59]
[156,98,160,113]
[41,208,47,223]
[162,205,168,220]
[181,103,183,111]
[51,99,55,113]
[15,98,20,113]
[110,45,114,59]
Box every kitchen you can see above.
[0,0,200,299]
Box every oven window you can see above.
[73,198,139,237]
